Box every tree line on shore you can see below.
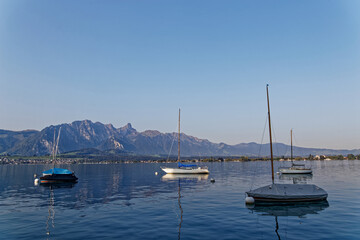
[0,153,359,164]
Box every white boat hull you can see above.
[279,168,312,174]
[161,174,209,181]
[161,167,209,174]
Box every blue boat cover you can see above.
[43,168,73,175]
[178,162,197,168]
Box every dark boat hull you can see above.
[248,195,327,203]
[246,184,328,203]
[40,173,78,183]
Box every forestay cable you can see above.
[249,114,268,191]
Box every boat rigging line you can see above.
[166,131,177,162]
[249,114,268,191]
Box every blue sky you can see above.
[0,0,359,149]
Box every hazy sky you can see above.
[1,0,359,149]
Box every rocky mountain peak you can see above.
[71,119,93,126]
[98,136,124,150]
[104,123,115,130]
[2,120,359,157]
[142,130,161,137]
[123,123,133,129]
[119,123,137,135]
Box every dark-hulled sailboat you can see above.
[246,85,327,203]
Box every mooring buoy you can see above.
[245,196,255,204]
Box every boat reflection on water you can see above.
[177,177,183,240]
[279,173,313,184]
[41,183,77,239]
[40,182,77,189]
[247,201,329,239]
[45,186,55,239]
[161,174,208,239]
[161,174,209,181]
[249,201,329,217]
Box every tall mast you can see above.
[51,129,56,174]
[178,108,180,162]
[266,84,274,184]
[291,129,293,161]
[53,127,61,170]
[52,129,56,163]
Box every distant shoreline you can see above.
[0,156,358,165]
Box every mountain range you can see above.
[0,120,359,157]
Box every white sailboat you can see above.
[161,109,209,174]
[279,173,312,184]
[279,129,312,174]
[246,85,327,203]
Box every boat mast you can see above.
[291,129,293,162]
[178,108,180,163]
[52,129,56,164]
[53,127,61,170]
[266,84,274,184]
[51,129,56,173]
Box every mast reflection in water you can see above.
[177,179,183,240]
[41,183,77,239]
[248,201,329,239]
[46,186,54,237]
[161,174,209,239]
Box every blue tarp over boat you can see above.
[42,168,73,175]
[178,162,197,168]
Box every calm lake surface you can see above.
[0,160,359,239]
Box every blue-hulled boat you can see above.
[40,127,78,184]
[40,167,78,183]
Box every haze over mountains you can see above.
[0,120,359,157]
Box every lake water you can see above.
[0,160,359,239]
